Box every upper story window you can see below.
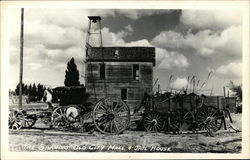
[100,63,105,80]
[133,64,139,81]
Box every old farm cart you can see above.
[133,91,235,134]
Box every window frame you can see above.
[133,64,140,81]
[99,63,106,80]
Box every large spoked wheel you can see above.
[92,97,130,135]
[51,106,67,129]
[143,111,165,132]
[9,109,25,130]
[196,106,223,132]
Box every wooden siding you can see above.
[85,62,153,111]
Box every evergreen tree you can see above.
[24,84,28,95]
[28,84,32,96]
[64,57,80,87]
[15,84,19,95]
[37,83,46,101]
[14,83,24,95]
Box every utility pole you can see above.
[18,8,24,109]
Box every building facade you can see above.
[85,46,155,111]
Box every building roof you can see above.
[86,47,155,66]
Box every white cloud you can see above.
[215,62,242,78]
[26,63,42,70]
[151,30,185,49]
[125,39,152,46]
[100,24,135,46]
[156,48,189,69]
[101,27,126,46]
[151,25,242,57]
[180,10,242,30]
[170,78,188,90]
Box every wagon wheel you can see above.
[196,106,223,132]
[143,111,164,132]
[65,105,84,130]
[183,111,194,124]
[23,115,37,128]
[51,106,67,129]
[9,109,25,130]
[92,97,130,135]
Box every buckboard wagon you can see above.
[133,92,235,135]
[9,86,236,135]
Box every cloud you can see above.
[26,9,116,30]
[101,27,126,46]
[100,24,134,46]
[151,30,185,49]
[215,62,242,78]
[180,10,242,30]
[151,25,242,57]
[125,39,152,46]
[115,10,172,20]
[156,48,189,69]
[11,23,84,50]
[170,77,188,90]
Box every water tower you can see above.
[86,16,103,48]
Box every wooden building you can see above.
[85,46,155,111]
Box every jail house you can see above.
[85,46,155,111]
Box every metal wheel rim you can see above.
[143,111,164,132]
[9,109,25,130]
[196,106,223,131]
[92,97,130,135]
[51,107,67,129]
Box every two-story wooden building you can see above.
[85,46,155,111]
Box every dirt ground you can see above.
[9,104,242,153]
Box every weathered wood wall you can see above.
[85,62,153,112]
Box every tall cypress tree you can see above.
[64,57,80,87]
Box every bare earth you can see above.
[9,111,242,153]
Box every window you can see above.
[133,64,139,81]
[121,88,127,101]
[100,63,105,80]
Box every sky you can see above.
[8,9,242,96]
